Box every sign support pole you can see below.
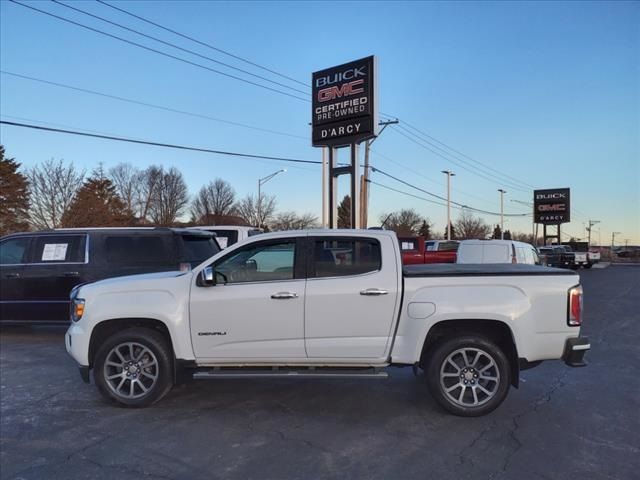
[351,143,360,229]
[321,147,328,227]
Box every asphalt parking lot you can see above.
[1,266,639,480]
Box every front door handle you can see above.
[5,273,20,279]
[271,292,298,300]
[62,272,80,277]
[360,288,389,296]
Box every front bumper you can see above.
[563,337,590,367]
[66,323,91,381]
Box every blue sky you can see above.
[1,0,638,243]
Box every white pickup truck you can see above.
[66,230,589,416]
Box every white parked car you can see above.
[188,225,262,248]
[456,240,541,265]
[66,230,588,417]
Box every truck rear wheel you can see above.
[426,335,511,417]
[94,327,173,407]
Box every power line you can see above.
[371,166,530,217]
[0,120,321,165]
[1,71,307,140]
[389,124,531,193]
[50,0,308,96]
[399,119,535,190]
[370,148,499,207]
[8,0,309,102]
[96,0,310,89]
[367,180,450,209]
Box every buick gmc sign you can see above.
[534,188,571,224]
[312,56,378,147]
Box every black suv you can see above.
[0,228,220,324]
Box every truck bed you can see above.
[402,263,574,277]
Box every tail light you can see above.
[568,285,583,326]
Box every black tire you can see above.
[584,264,592,269]
[426,335,511,417]
[94,327,173,407]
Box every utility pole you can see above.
[611,231,621,258]
[360,119,399,228]
[586,220,600,247]
[257,169,286,228]
[442,170,455,240]
[498,189,507,240]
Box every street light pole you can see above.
[257,169,286,228]
[441,170,455,240]
[498,189,507,240]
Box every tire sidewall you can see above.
[94,327,173,407]
[426,335,511,417]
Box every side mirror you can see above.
[198,266,216,287]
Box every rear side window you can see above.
[181,235,220,265]
[438,241,458,252]
[0,237,30,265]
[312,238,381,278]
[211,229,238,248]
[31,235,86,263]
[105,235,169,266]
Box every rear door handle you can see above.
[360,288,389,296]
[270,292,298,300]
[62,272,79,277]
[5,273,20,279]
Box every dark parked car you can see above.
[0,228,220,324]
[538,246,575,269]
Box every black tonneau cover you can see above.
[403,263,574,277]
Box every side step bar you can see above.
[193,367,388,379]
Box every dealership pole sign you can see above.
[312,56,378,147]
[534,188,571,224]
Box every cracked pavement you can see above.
[1,266,639,479]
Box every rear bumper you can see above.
[563,337,590,367]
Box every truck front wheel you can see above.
[426,335,511,417]
[94,327,173,407]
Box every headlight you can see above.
[71,298,85,322]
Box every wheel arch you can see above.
[419,318,520,388]
[89,318,174,370]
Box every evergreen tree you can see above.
[0,145,30,235]
[337,195,351,228]
[418,220,431,239]
[493,224,502,239]
[61,169,133,227]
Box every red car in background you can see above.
[398,237,459,264]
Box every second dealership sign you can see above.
[534,188,571,224]
[312,56,378,147]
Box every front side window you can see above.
[399,238,418,251]
[215,241,295,283]
[32,235,86,263]
[312,238,381,278]
[426,242,436,251]
[0,237,31,265]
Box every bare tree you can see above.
[148,167,189,226]
[455,210,491,240]
[137,166,163,222]
[236,193,276,228]
[191,178,236,223]
[270,211,319,231]
[27,159,84,229]
[108,162,140,214]
[379,209,424,236]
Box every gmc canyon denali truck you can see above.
[66,230,589,417]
